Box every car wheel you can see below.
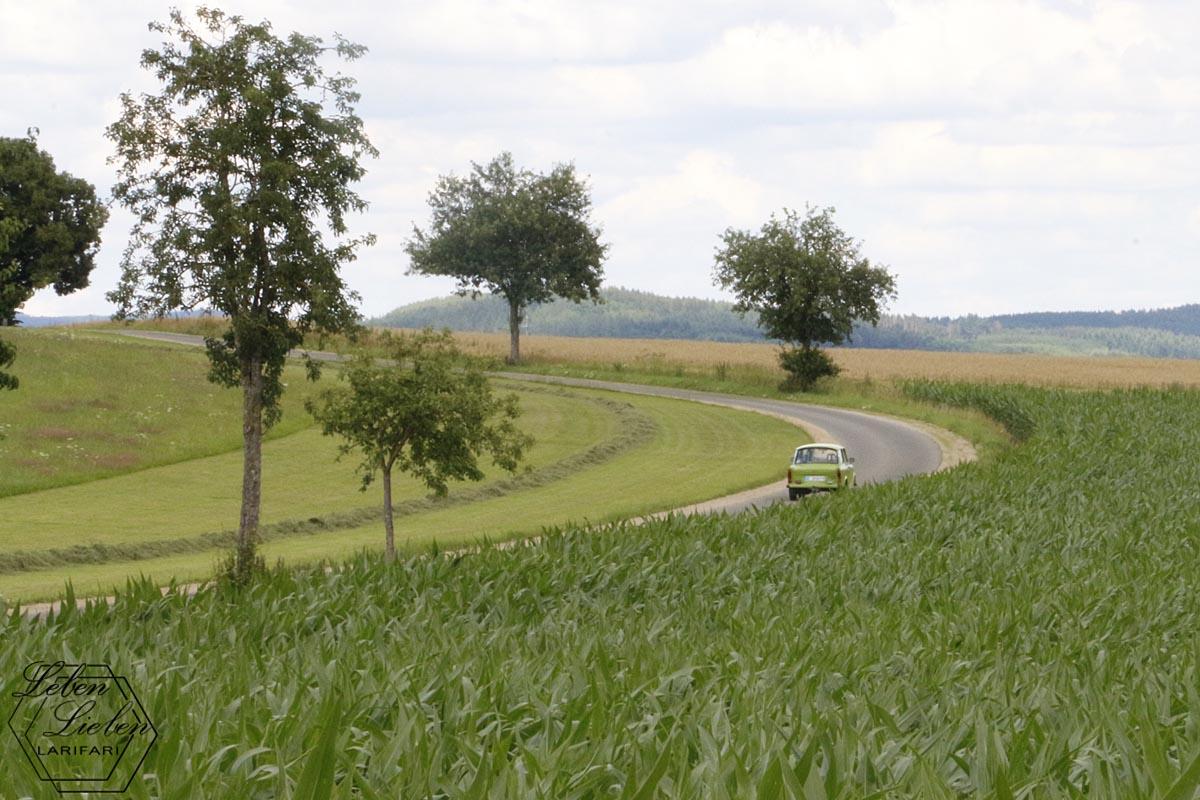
[788,488,800,501]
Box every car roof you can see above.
[796,443,843,450]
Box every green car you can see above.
[787,443,856,500]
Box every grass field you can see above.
[0,385,626,554]
[3,381,1199,797]
[25,320,1199,795]
[0,329,808,602]
[0,327,322,496]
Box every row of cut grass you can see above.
[0,383,627,555]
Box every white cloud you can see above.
[672,0,1183,114]
[9,0,1200,320]
[857,121,1199,191]
[601,150,767,226]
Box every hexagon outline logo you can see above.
[7,661,158,794]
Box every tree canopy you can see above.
[406,152,607,363]
[106,7,375,579]
[307,329,529,560]
[714,206,897,389]
[0,133,108,389]
[0,134,108,327]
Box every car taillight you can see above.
[836,468,842,482]
[787,468,793,483]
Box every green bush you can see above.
[778,346,840,391]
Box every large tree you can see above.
[107,8,376,580]
[406,152,607,364]
[714,206,897,391]
[307,329,529,561]
[0,133,109,389]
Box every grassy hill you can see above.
[373,288,1200,359]
[0,327,321,496]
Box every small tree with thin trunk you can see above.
[306,329,530,560]
[106,8,375,581]
[405,152,607,364]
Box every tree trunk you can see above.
[382,464,395,562]
[236,357,264,580]
[507,300,522,364]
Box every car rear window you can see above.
[794,447,839,464]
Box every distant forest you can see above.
[372,289,1200,360]
[14,313,108,327]
[374,288,768,342]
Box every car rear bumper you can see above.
[787,478,840,490]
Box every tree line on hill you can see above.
[374,290,1200,360]
[373,287,769,342]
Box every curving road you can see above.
[17,330,955,618]
[108,330,946,514]
[492,372,944,514]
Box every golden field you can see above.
[100,318,1200,388]
[447,330,1200,388]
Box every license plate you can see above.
[803,475,824,482]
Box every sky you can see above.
[4,0,1199,319]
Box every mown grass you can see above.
[0,327,322,496]
[3,382,1199,797]
[0,386,804,602]
[0,384,626,556]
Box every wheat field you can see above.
[444,330,1200,388]
[101,318,1200,388]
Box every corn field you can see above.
[2,381,1200,797]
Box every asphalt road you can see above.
[109,329,944,513]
